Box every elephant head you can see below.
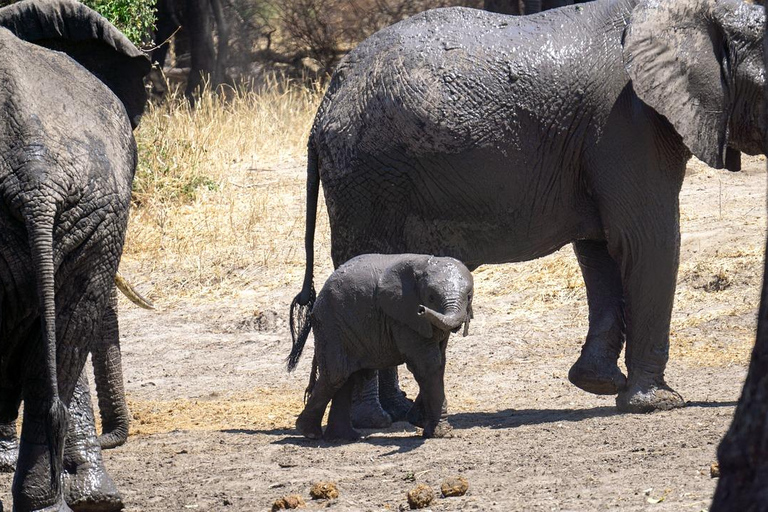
[623,0,765,170]
[0,0,151,128]
[377,256,474,339]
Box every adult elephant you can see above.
[0,0,150,510]
[152,0,229,103]
[292,0,766,427]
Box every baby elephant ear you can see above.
[623,0,730,169]
[377,259,433,339]
[0,0,151,128]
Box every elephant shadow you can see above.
[226,400,736,454]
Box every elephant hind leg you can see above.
[569,240,627,395]
[296,372,341,440]
[323,374,361,441]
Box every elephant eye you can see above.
[429,294,436,303]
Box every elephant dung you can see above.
[440,476,469,497]
[407,484,434,509]
[309,481,339,500]
[271,494,306,510]
[710,462,721,478]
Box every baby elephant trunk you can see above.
[418,305,466,333]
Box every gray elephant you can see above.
[292,0,766,426]
[0,0,150,510]
[289,254,473,440]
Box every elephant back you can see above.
[0,0,151,128]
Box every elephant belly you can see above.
[324,148,603,269]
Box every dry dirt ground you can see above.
[2,157,766,511]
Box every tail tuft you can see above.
[46,398,68,494]
[288,285,316,372]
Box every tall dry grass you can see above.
[122,79,332,305]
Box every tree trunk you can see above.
[710,4,768,508]
[184,0,216,102]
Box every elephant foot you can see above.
[616,379,684,413]
[406,404,425,429]
[423,420,453,439]
[380,391,414,423]
[568,354,626,395]
[63,462,123,512]
[351,402,392,430]
[0,435,18,473]
[323,422,361,442]
[296,413,323,440]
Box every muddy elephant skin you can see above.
[289,254,473,441]
[0,0,150,510]
[294,0,766,420]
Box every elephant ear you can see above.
[622,0,733,169]
[377,258,433,339]
[0,0,151,129]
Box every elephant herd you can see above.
[0,0,765,510]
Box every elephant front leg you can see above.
[405,341,452,438]
[62,372,122,512]
[568,240,627,395]
[612,236,684,413]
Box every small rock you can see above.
[271,495,305,511]
[310,481,339,500]
[711,462,721,478]
[441,476,469,497]
[407,484,434,509]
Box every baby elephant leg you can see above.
[405,343,452,438]
[296,373,339,440]
[324,373,364,441]
[406,392,448,429]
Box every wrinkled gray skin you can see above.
[0,288,131,478]
[295,0,766,424]
[0,0,150,510]
[290,254,473,441]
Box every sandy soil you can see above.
[2,157,765,511]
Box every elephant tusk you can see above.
[115,272,155,310]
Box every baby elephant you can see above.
[288,254,473,440]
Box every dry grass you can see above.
[122,79,332,305]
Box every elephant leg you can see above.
[600,202,684,412]
[0,420,18,473]
[568,240,627,395]
[523,0,542,13]
[350,372,392,430]
[296,373,340,440]
[406,390,449,429]
[63,372,122,512]
[92,287,129,450]
[323,374,361,441]
[378,367,414,423]
[545,0,573,8]
[14,369,71,512]
[405,338,452,438]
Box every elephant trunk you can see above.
[418,305,466,333]
[93,289,130,449]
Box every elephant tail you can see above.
[25,204,68,494]
[304,355,319,403]
[288,139,320,372]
